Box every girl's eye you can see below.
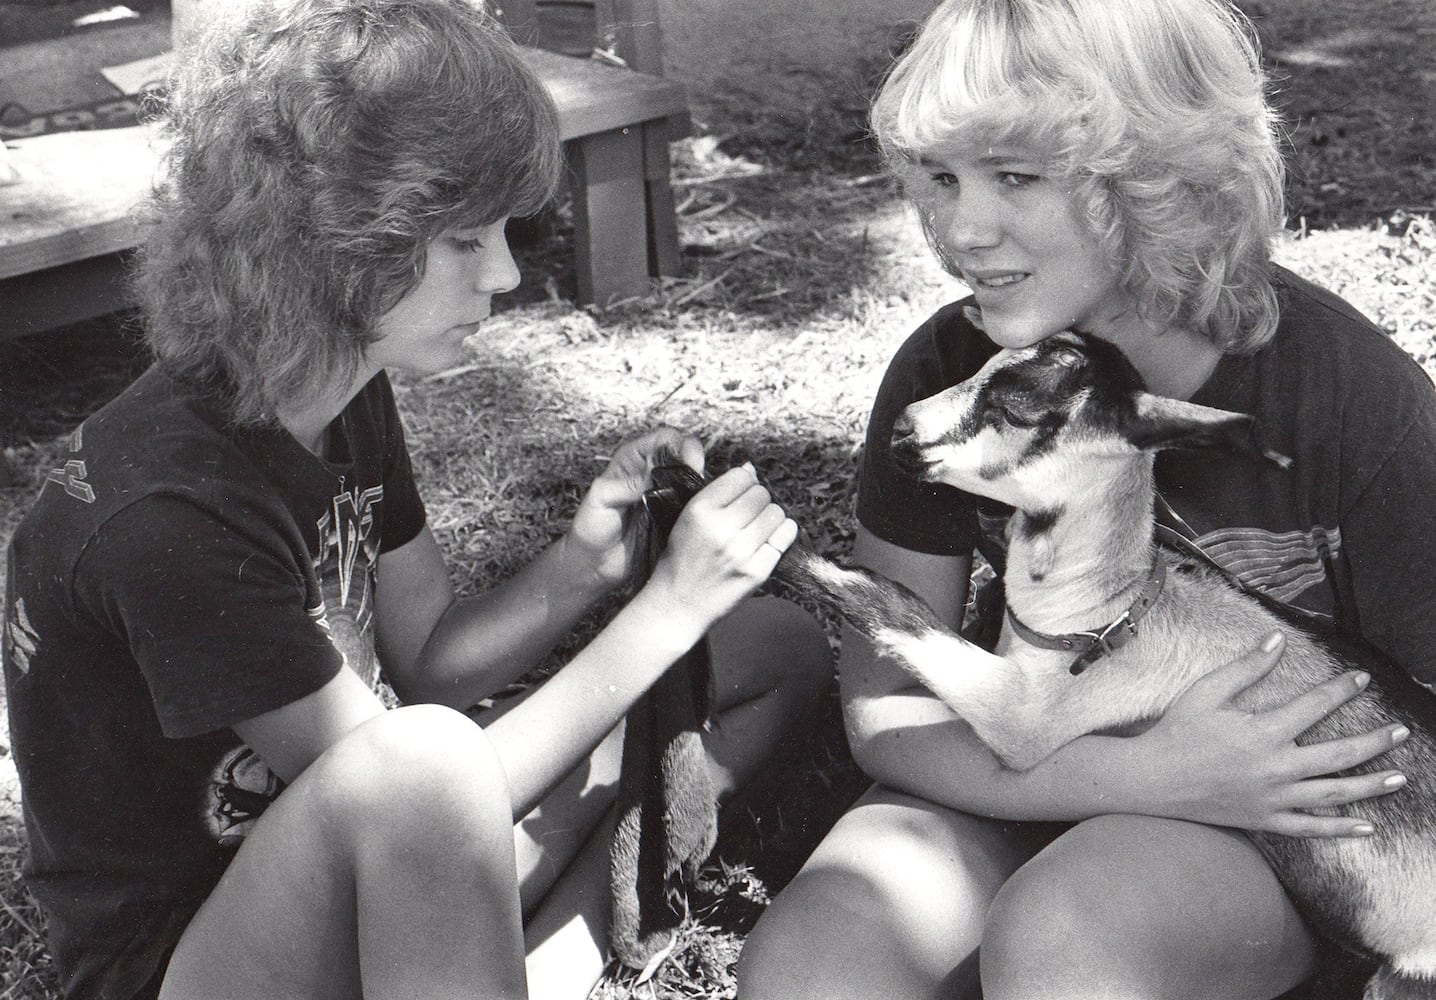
[930,172,958,188]
[999,171,1040,188]
[453,237,487,253]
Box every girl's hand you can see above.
[636,464,799,638]
[1136,632,1410,838]
[564,427,706,590]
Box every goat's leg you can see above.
[774,550,1141,769]
[774,551,1048,760]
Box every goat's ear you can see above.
[1123,393,1261,457]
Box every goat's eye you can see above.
[990,405,1039,429]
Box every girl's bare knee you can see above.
[741,789,1010,1000]
[739,863,894,1000]
[981,815,1315,1000]
[159,707,514,998]
[312,704,512,850]
[983,851,1089,963]
[982,816,1176,998]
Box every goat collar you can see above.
[1006,557,1167,676]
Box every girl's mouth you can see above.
[970,272,1028,289]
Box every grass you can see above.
[2,0,1434,995]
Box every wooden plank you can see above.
[0,48,682,276]
[522,47,687,138]
[641,121,682,277]
[2,18,684,140]
[0,12,687,322]
[0,125,162,280]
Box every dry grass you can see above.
[2,0,1433,995]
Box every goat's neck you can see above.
[1003,457,1157,634]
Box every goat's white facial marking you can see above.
[892,333,1265,509]
[893,336,1110,504]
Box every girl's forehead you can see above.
[913,139,1049,170]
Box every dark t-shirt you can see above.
[2,365,426,999]
[856,266,1436,690]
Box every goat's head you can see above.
[890,332,1267,509]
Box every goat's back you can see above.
[1157,555,1436,971]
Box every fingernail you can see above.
[1383,773,1407,789]
[1353,671,1370,689]
[1352,823,1375,836]
[1261,632,1282,652]
[1391,725,1410,743]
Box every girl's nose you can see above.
[931,187,1001,256]
[479,229,521,295]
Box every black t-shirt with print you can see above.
[2,365,426,999]
[856,265,1436,690]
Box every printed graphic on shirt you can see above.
[311,484,385,689]
[199,483,386,845]
[4,597,39,676]
[977,506,1340,615]
[1192,525,1341,610]
[41,427,94,505]
[204,745,284,846]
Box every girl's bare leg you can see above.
[737,785,1043,1000]
[160,704,528,1000]
[981,814,1317,1000]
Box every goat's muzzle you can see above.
[889,410,936,481]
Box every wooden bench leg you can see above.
[566,125,648,307]
[641,119,682,279]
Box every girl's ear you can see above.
[1122,393,1264,458]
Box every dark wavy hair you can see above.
[136,0,562,424]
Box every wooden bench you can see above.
[0,0,689,338]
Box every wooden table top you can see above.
[0,15,687,281]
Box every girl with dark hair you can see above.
[1,2,830,997]
[739,0,1432,997]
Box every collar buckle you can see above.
[1006,558,1167,677]
[1095,611,1138,652]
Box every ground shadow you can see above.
[1244,0,1433,228]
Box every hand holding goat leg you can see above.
[563,426,709,592]
[633,464,798,646]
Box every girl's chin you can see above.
[979,323,1053,351]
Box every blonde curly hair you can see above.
[872,0,1286,352]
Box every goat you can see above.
[763,331,1435,1000]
